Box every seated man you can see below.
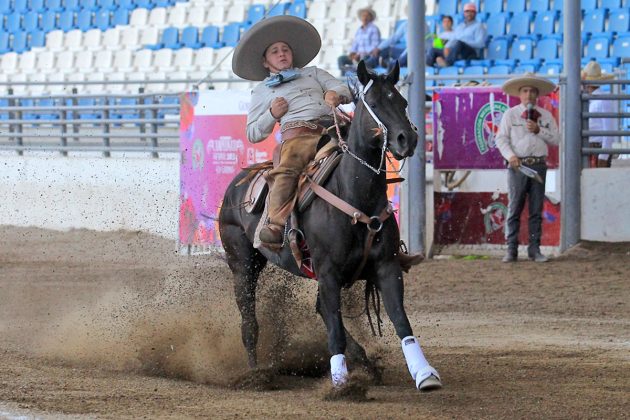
[430,2,486,67]
[337,7,381,75]
[232,16,351,244]
[370,19,407,70]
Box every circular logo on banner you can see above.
[474,101,508,155]
[482,202,508,235]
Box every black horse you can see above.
[219,61,441,391]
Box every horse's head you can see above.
[355,60,418,160]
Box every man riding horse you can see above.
[232,15,352,245]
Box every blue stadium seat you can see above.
[12,0,28,13]
[94,8,110,30]
[12,31,28,53]
[113,8,129,26]
[77,9,93,31]
[156,95,179,119]
[533,10,558,36]
[79,0,98,11]
[462,65,485,75]
[63,0,80,11]
[287,1,306,18]
[37,98,59,121]
[44,0,62,11]
[0,2,10,14]
[487,38,510,61]
[601,0,622,8]
[530,0,550,11]
[200,25,220,48]
[426,14,441,34]
[608,9,630,33]
[22,11,39,32]
[612,35,630,58]
[268,2,289,17]
[585,36,611,58]
[155,0,175,7]
[486,12,508,39]
[484,0,504,12]
[20,99,39,121]
[0,99,8,120]
[58,10,75,31]
[97,0,116,10]
[437,0,457,16]
[513,63,539,73]
[581,0,598,10]
[110,97,139,120]
[535,37,559,60]
[539,63,561,75]
[511,37,533,60]
[221,22,241,47]
[180,26,199,49]
[29,0,46,12]
[437,66,459,86]
[506,0,526,13]
[147,26,180,49]
[29,30,46,48]
[116,0,135,9]
[0,32,10,54]
[246,4,266,27]
[6,13,22,33]
[508,12,533,39]
[75,98,103,120]
[135,0,154,10]
[583,9,606,34]
[41,10,57,31]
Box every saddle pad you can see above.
[297,151,342,212]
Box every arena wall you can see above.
[0,153,179,240]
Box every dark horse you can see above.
[219,61,441,391]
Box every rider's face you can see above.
[263,42,293,74]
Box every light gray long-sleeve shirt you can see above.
[495,103,560,160]
[246,66,351,143]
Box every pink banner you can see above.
[179,91,279,249]
[432,87,559,170]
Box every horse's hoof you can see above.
[417,374,442,392]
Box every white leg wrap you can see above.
[330,354,348,387]
[401,336,440,389]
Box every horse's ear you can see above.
[386,61,400,85]
[356,60,371,87]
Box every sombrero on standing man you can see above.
[232,16,321,81]
[581,61,614,81]
[501,72,556,97]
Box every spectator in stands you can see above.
[429,2,486,67]
[495,73,560,263]
[370,20,407,71]
[232,16,351,244]
[582,61,617,168]
[425,15,455,67]
[337,7,381,75]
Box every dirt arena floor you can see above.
[0,225,628,419]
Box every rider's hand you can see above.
[508,156,521,169]
[324,90,341,108]
[270,97,288,119]
[526,119,540,134]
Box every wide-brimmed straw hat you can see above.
[501,72,556,97]
[581,61,614,80]
[232,16,321,81]
[357,6,377,20]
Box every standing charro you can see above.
[495,73,560,263]
[232,16,351,245]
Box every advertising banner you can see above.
[178,91,279,250]
[434,191,560,246]
[432,87,559,170]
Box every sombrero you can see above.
[232,16,321,81]
[501,72,556,97]
[581,61,614,80]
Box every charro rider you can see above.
[232,16,351,244]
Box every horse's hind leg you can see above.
[372,262,442,391]
[222,225,267,368]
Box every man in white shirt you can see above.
[582,61,618,168]
[495,73,560,263]
[232,16,351,244]
[436,2,487,67]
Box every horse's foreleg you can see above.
[316,277,348,386]
[223,225,267,369]
[373,263,442,392]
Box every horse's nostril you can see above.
[397,133,407,146]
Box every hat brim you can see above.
[232,16,321,81]
[502,75,556,97]
[582,73,615,80]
